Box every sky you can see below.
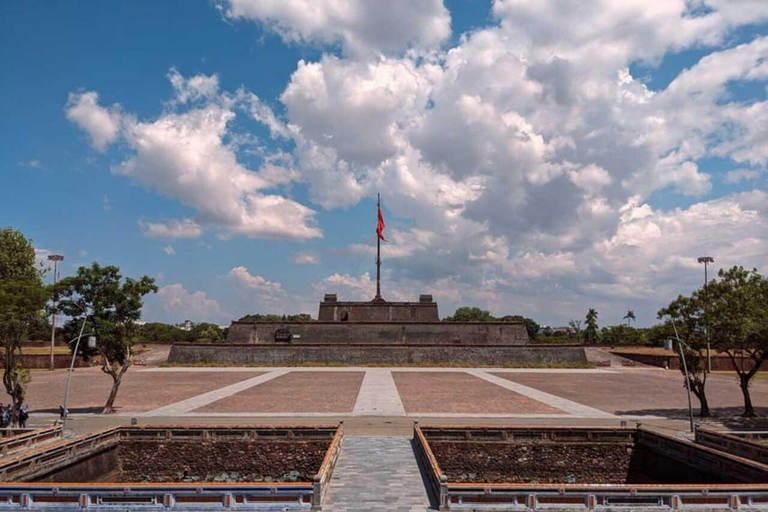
[1,1,767,328]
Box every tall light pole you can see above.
[698,256,714,373]
[47,254,64,371]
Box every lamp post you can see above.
[60,304,94,431]
[670,321,695,433]
[697,256,714,373]
[47,254,64,371]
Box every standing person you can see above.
[0,405,6,428]
[18,405,28,429]
[4,405,11,428]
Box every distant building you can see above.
[180,320,193,332]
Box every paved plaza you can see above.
[18,362,768,511]
[25,365,768,424]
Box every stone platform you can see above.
[226,321,530,345]
[167,343,584,366]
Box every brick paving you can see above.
[324,437,432,512]
[25,368,259,414]
[392,371,564,414]
[492,370,768,418]
[195,371,365,414]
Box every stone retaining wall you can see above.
[227,321,529,345]
[168,343,587,366]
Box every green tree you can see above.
[499,315,540,340]
[53,263,156,414]
[190,322,224,342]
[659,295,711,417]
[0,228,49,423]
[601,324,644,346]
[705,267,768,417]
[623,309,636,327]
[137,322,190,342]
[444,307,494,322]
[583,308,600,343]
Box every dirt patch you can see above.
[117,440,330,482]
[431,441,636,484]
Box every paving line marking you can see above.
[467,369,616,418]
[353,369,406,416]
[138,369,290,417]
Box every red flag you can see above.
[376,205,387,242]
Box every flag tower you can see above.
[375,193,386,301]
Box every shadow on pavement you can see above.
[618,407,768,429]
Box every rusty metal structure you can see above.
[0,424,343,511]
[414,424,768,511]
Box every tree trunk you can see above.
[102,373,122,414]
[101,358,130,414]
[691,381,710,418]
[2,345,27,426]
[739,374,755,417]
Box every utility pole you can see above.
[698,256,714,373]
[48,254,64,370]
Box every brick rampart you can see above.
[227,321,529,345]
[167,343,587,366]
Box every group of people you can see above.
[0,404,30,428]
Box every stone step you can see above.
[325,436,433,511]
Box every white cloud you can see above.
[222,0,451,56]
[65,91,121,151]
[162,245,175,256]
[293,251,320,265]
[64,5,768,326]
[723,168,762,184]
[18,159,44,169]
[168,68,220,103]
[140,218,203,239]
[152,283,228,323]
[68,71,322,241]
[228,266,286,295]
[313,272,375,301]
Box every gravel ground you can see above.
[117,440,331,482]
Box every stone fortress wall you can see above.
[317,294,439,322]
[226,321,530,345]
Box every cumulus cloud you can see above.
[313,272,375,301]
[66,3,768,325]
[723,169,762,184]
[168,68,219,103]
[293,251,320,265]
[228,266,285,294]
[221,0,451,56]
[140,218,203,239]
[152,283,228,323]
[67,71,322,241]
[65,91,121,151]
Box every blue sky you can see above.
[2,1,767,327]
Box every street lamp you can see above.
[60,303,93,431]
[697,256,714,373]
[670,321,695,433]
[47,254,64,371]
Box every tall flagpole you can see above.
[376,193,382,300]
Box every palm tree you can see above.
[623,309,636,327]
[584,308,599,343]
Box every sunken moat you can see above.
[0,425,767,511]
[38,439,331,484]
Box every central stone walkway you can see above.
[325,437,433,512]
